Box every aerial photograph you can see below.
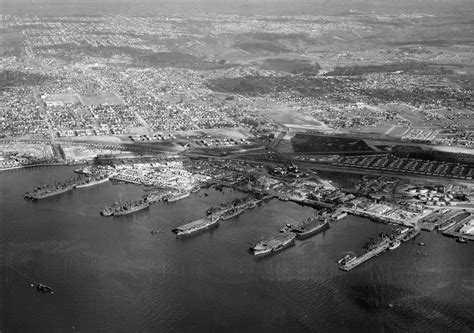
[0,0,473,331]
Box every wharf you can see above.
[109,174,146,185]
[343,208,414,227]
[285,196,335,209]
[441,214,474,240]
[147,191,170,204]
[420,210,459,231]
[214,197,264,221]
[340,239,391,271]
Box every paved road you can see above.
[32,87,54,142]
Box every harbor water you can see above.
[1,166,473,331]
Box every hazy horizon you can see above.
[1,0,472,16]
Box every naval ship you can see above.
[292,215,329,240]
[249,232,296,256]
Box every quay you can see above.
[339,239,391,271]
[283,195,335,209]
[441,213,474,241]
[420,209,457,231]
[339,226,420,272]
[342,207,415,227]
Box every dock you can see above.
[342,207,415,227]
[420,210,460,231]
[172,216,220,237]
[285,196,335,209]
[339,226,415,272]
[441,213,474,241]
[339,239,390,271]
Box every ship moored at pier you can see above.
[292,215,329,240]
[165,191,191,202]
[24,178,78,200]
[75,174,111,188]
[172,215,220,237]
[101,197,150,217]
[249,232,296,256]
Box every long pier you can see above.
[339,239,391,271]
[342,207,415,227]
[282,195,335,209]
[442,213,474,240]
[420,210,463,231]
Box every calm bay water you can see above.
[1,166,473,332]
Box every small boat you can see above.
[279,223,293,233]
[417,242,426,246]
[456,237,468,243]
[388,240,401,250]
[37,284,52,293]
[337,254,356,265]
[204,193,209,197]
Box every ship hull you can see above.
[252,238,296,256]
[250,232,296,256]
[113,203,150,216]
[172,217,220,237]
[438,221,456,231]
[76,177,109,188]
[401,228,421,242]
[174,222,219,238]
[166,192,190,202]
[220,209,245,221]
[294,220,329,240]
[26,186,74,200]
[388,241,401,250]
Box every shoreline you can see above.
[0,163,67,172]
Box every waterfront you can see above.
[1,167,473,331]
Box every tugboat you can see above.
[388,240,401,250]
[36,284,52,293]
[337,253,356,265]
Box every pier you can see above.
[342,207,416,227]
[441,213,474,241]
[420,210,460,231]
[339,239,391,271]
[339,227,414,272]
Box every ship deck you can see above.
[292,218,327,233]
[173,217,216,232]
[258,232,295,248]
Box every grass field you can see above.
[262,58,321,74]
[42,93,80,105]
[291,133,374,153]
[78,92,124,106]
